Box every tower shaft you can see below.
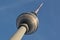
[10,26,26,40]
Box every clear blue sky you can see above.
[0,0,59,40]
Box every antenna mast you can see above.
[34,0,45,14]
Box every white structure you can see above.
[10,25,27,40]
[10,2,44,40]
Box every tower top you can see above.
[34,0,46,14]
[34,2,44,14]
[16,0,46,35]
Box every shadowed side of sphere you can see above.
[16,12,39,35]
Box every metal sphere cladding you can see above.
[16,12,39,35]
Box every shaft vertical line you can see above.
[10,26,26,40]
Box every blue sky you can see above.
[0,0,59,40]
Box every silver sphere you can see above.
[16,12,39,35]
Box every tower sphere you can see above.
[16,12,39,35]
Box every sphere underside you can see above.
[16,12,39,35]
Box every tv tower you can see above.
[10,1,44,40]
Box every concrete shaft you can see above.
[10,26,26,40]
